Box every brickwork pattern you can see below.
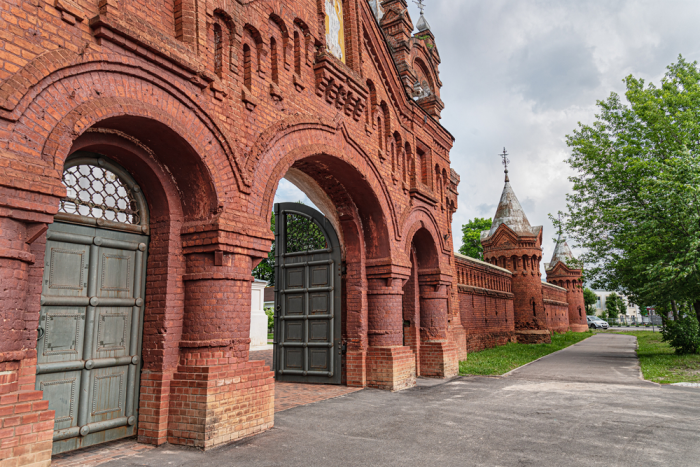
[0,358,55,467]
[456,255,515,351]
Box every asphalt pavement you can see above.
[106,334,699,467]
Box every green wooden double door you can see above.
[36,221,148,455]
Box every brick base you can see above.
[570,324,589,333]
[448,325,467,361]
[550,325,570,334]
[515,330,552,344]
[419,341,459,377]
[345,350,367,387]
[366,346,416,391]
[0,358,55,467]
[466,331,516,353]
[167,360,274,450]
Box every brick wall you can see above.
[455,254,515,352]
[542,282,570,333]
[0,357,55,467]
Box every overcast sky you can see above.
[276,0,700,271]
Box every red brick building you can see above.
[0,0,586,463]
[0,0,467,462]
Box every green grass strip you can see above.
[459,331,594,376]
[606,331,700,384]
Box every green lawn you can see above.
[459,331,594,376]
[604,331,700,384]
[267,333,274,340]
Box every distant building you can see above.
[592,290,640,318]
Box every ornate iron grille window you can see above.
[59,164,140,225]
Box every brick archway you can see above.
[402,221,459,378]
[258,136,405,388]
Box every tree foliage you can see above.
[605,293,626,319]
[459,217,493,260]
[252,211,276,285]
[583,288,597,315]
[252,205,327,286]
[560,56,700,332]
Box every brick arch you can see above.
[40,97,223,218]
[2,53,247,191]
[251,119,400,240]
[401,205,447,256]
[257,139,393,260]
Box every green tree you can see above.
[560,56,700,326]
[605,293,626,320]
[252,204,327,286]
[459,217,493,260]
[583,288,597,315]
[252,211,275,285]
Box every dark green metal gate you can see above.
[273,203,342,384]
[36,153,149,454]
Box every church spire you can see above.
[481,148,540,241]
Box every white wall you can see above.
[250,280,269,347]
[593,290,640,317]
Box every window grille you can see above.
[59,164,140,225]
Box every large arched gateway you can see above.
[0,0,461,462]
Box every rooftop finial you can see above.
[500,147,510,182]
[414,0,431,31]
[558,212,562,237]
[414,0,426,15]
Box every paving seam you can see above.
[274,387,365,413]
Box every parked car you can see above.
[587,316,609,329]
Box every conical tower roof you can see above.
[546,233,575,270]
[481,180,534,240]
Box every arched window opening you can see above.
[435,164,442,199]
[367,80,377,125]
[243,44,252,89]
[214,23,223,77]
[404,142,411,183]
[271,37,279,84]
[294,31,302,75]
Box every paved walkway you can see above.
[53,350,361,466]
[507,333,647,384]
[56,335,700,466]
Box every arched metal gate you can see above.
[272,203,342,385]
[36,153,149,454]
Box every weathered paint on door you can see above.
[273,203,342,385]
[37,221,148,454]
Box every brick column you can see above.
[0,218,56,466]
[418,283,458,378]
[167,251,274,450]
[366,276,416,390]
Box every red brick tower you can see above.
[481,155,551,344]
[545,234,589,332]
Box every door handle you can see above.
[37,327,44,340]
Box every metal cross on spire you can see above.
[413,0,426,15]
[500,147,510,182]
[558,212,562,237]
